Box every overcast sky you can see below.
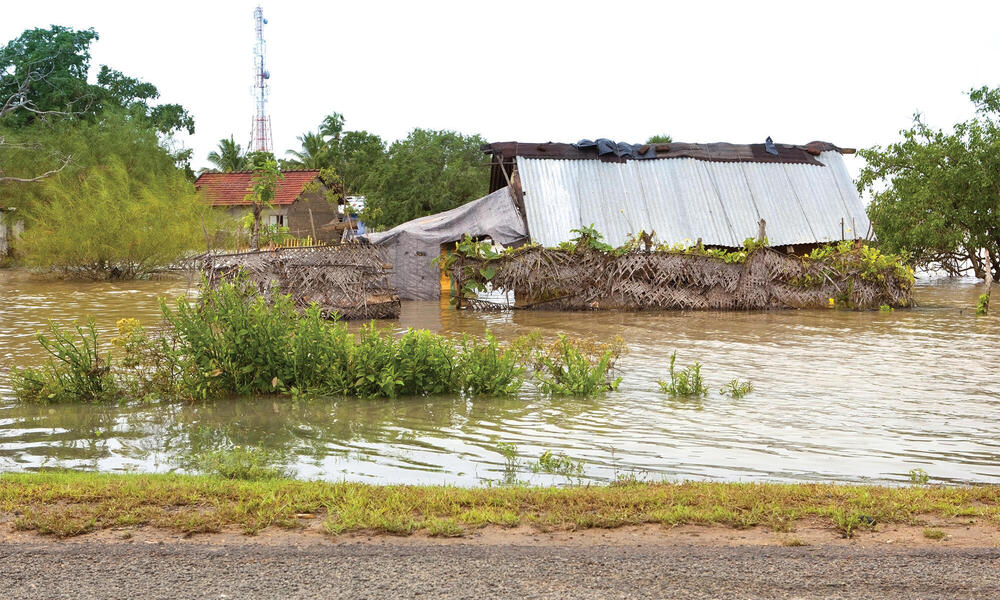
[4,0,998,175]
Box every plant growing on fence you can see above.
[658,351,708,398]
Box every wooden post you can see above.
[841,218,845,241]
[200,217,211,254]
[757,219,767,243]
[308,208,317,244]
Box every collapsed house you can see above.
[364,138,875,303]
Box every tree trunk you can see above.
[251,203,263,250]
[984,248,993,315]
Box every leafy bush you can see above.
[19,157,215,279]
[534,335,621,397]
[10,276,629,403]
[10,320,118,403]
[162,277,301,398]
[456,332,527,396]
[977,293,990,316]
[658,351,708,397]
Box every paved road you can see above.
[2,540,999,599]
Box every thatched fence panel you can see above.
[199,244,400,320]
[451,246,912,312]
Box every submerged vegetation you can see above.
[8,276,622,403]
[534,335,623,396]
[720,378,754,398]
[658,352,709,398]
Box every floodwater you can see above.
[0,269,998,486]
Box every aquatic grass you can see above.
[658,351,708,398]
[2,472,999,538]
[532,450,585,483]
[720,378,754,399]
[181,445,294,481]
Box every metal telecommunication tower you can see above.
[250,4,273,154]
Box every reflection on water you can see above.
[1,269,998,485]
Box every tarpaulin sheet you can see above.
[361,187,527,300]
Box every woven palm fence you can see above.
[200,244,400,320]
[450,244,914,312]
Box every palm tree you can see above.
[206,136,249,172]
[284,131,330,169]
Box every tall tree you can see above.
[19,157,211,279]
[858,86,1000,281]
[206,136,248,172]
[363,128,487,230]
[0,26,193,135]
[1,26,194,186]
[283,131,329,169]
[245,159,283,250]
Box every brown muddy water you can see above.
[0,269,998,486]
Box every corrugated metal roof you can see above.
[516,150,869,248]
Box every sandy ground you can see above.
[3,515,999,548]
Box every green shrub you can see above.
[10,320,118,403]
[534,335,621,396]
[456,332,527,396]
[395,329,459,396]
[162,276,300,398]
[9,276,582,403]
[658,351,708,397]
[977,293,990,316]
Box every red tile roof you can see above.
[194,170,322,206]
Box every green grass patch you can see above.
[1,472,998,539]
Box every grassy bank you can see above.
[2,471,998,538]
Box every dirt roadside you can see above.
[3,516,998,548]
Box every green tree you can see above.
[1,26,194,187]
[206,136,249,172]
[245,159,284,250]
[858,86,1000,280]
[0,26,193,135]
[18,158,210,279]
[646,134,673,144]
[363,128,487,230]
[283,131,330,169]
